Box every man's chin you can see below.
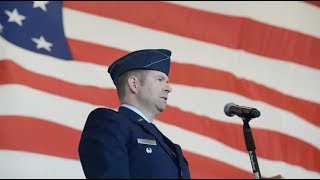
[157,106,166,112]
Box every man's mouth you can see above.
[161,97,168,101]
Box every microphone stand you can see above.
[242,117,261,179]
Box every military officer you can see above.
[78,49,191,179]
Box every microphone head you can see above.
[224,102,235,117]
[251,108,261,118]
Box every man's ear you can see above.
[127,76,139,94]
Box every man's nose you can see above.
[164,83,172,93]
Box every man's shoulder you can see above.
[89,107,118,115]
[86,107,131,124]
[88,107,122,119]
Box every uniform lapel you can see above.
[118,106,177,162]
[173,144,187,178]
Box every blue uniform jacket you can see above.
[78,106,191,179]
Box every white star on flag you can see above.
[31,35,53,52]
[33,1,50,12]
[5,8,26,26]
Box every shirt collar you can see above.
[121,104,153,123]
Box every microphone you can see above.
[224,102,261,119]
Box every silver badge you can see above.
[146,147,152,153]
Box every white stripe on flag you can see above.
[0,150,85,179]
[1,38,319,149]
[62,8,320,103]
[170,84,320,149]
[167,1,320,38]
[0,84,319,179]
[156,121,320,179]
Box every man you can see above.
[78,49,191,179]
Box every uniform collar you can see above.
[121,104,152,123]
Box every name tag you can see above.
[137,138,157,146]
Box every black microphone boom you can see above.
[224,102,261,119]
[224,102,262,178]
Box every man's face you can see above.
[137,70,172,115]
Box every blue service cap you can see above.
[108,49,171,85]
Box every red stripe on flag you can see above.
[64,1,320,69]
[1,60,318,171]
[67,39,320,127]
[183,151,252,178]
[0,60,120,108]
[170,62,320,128]
[0,117,251,179]
[160,106,320,172]
[305,1,320,8]
[66,38,127,64]
[0,116,80,160]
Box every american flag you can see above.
[0,1,319,178]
